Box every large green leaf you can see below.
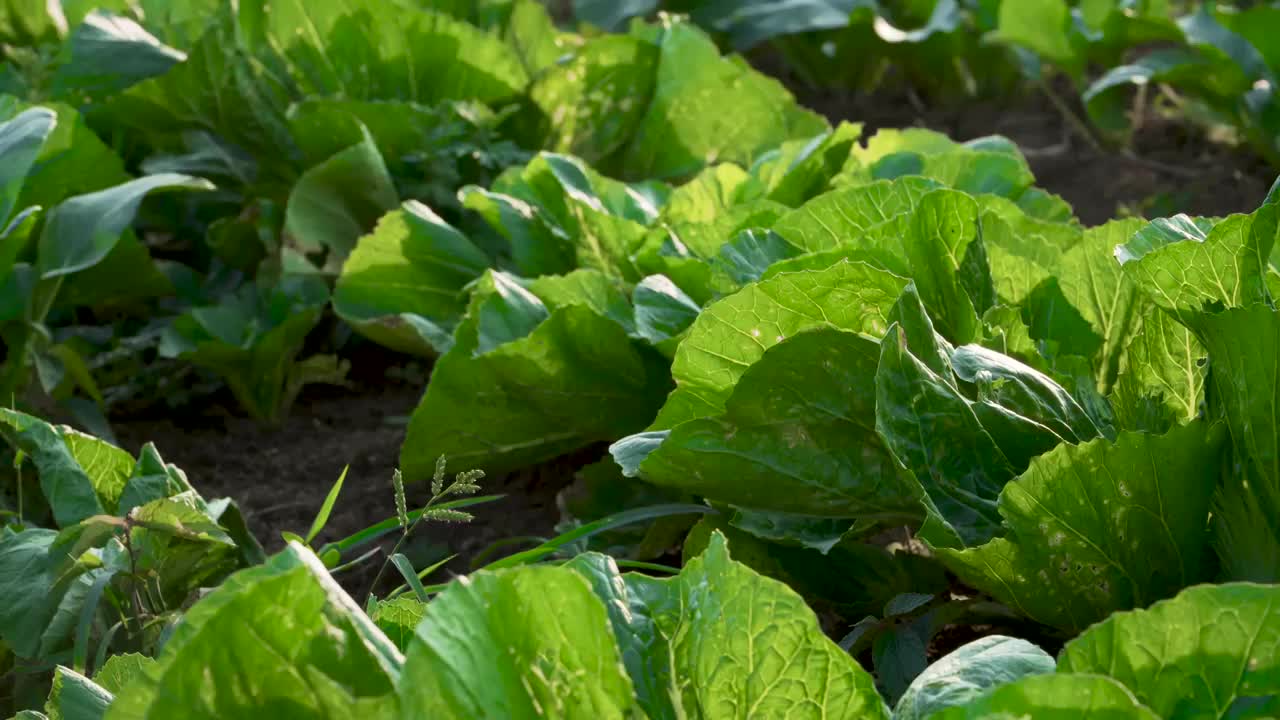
[1109,305,1206,432]
[1119,204,1280,580]
[1117,208,1277,325]
[567,532,890,720]
[0,528,119,659]
[759,121,862,207]
[4,101,130,213]
[894,636,1056,720]
[622,328,921,519]
[1058,582,1280,719]
[333,201,489,356]
[36,174,213,280]
[237,0,528,104]
[932,422,1226,634]
[771,176,937,254]
[994,0,1084,71]
[107,14,299,184]
[774,182,991,342]
[1190,305,1280,581]
[400,272,671,479]
[399,564,638,719]
[646,260,908,430]
[1047,218,1147,389]
[930,673,1159,719]
[0,106,56,230]
[283,127,397,270]
[106,543,402,719]
[477,153,656,280]
[50,11,186,103]
[525,34,658,165]
[618,20,826,180]
[875,322,1010,547]
[0,408,133,524]
[45,666,113,720]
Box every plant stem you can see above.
[365,492,442,606]
[1038,80,1103,153]
[120,526,146,639]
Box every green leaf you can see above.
[1110,305,1206,432]
[1084,49,1222,135]
[238,0,529,105]
[649,260,908,430]
[37,173,213,279]
[874,623,928,703]
[772,176,938,254]
[1058,582,1280,719]
[624,328,921,519]
[333,201,488,356]
[932,422,1226,634]
[951,343,1105,465]
[46,666,113,720]
[106,15,298,183]
[0,408,133,524]
[399,564,638,718]
[0,527,120,659]
[461,187,575,276]
[1050,218,1148,390]
[930,673,1159,719]
[617,20,826,180]
[1118,207,1277,323]
[683,514,949,618]
[711,229,803,285]
[894,635,1056,720]
[129,496,234,545]
[389,553,429,602]
[51,11,186,102]
[526,269,635,334]
[284,127,398,270]
[995,0,1084,71]
[525,34,658,165]
[572,0,655,32]
[1189,305,1280,581]
[9,101,130,213]
[400,289,671,478]
[0,106,56,231]
[566,532,890,719]
[368,595,424,653]
[761,121,863,207]
[631,275,699,354]
[106,543,402,720]
[92,654,155,695]
[874,322,1011,547]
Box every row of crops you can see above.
[2,0,1279,718]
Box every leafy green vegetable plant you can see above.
[0,409,260,712]
[0,102,212,410]
[157,274,345,424]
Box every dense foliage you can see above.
[2,0,1279,718]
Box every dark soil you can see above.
[110,345,587,600]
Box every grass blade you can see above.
[390,553,430,602]
[483,503,713,571]
[320,494,505,555]
[305,466,348,544]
